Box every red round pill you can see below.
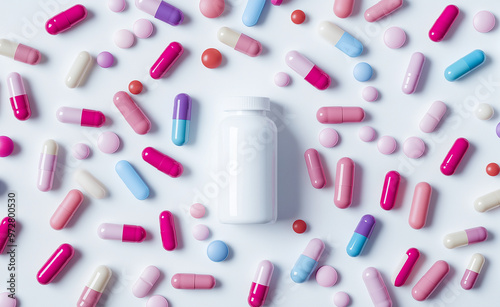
[291,10,306,24]
[128,80,143,95]
[293,219,307,234]
[202,48,222,69]
[486,163,500,176]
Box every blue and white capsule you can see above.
[318,21,363,57]
[242,0,266,27]
[290,238,325,283]
[346,214,376,257]
[444,49,485,81]
[115,160,150,200]
[172,93,192,146]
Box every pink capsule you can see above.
[37,140,58,192]
[46,4,87,35]
[142,147,183,177]
[56,107,105,127]
[7,72,31,121]
[150,42,183,79]
[440,137,469,176]
[334,157,355,209]
[171,273,216,289]
[271,0,282,5]
[133,266,161,298]
[461,253,484,290]
[419,101,447,133]
[333,0,354,18]
[248,260,274,307]
[304,149,326,189]
[0,39,41,65]
[412,260,449,301]
[36,243,74,285]
[113,91,151,135]
[429,5,459,42]
[392,248,420,287]
[402,52,425,94]
[408,182,432,229]
[380,171,400,210]
[317,107,365,124]
[0,217,11,254]
[364,0,403,22]
[50,189,84,230]
[97,223,146,243]
[159,211,178,251]
[362,267,392,307]
[77,265,112,307]
[217,27,262,57]
[285,51,331,90]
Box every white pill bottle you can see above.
[217,96,277,224]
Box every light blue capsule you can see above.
[172,119,190,146]
[172,93,192,146]
[336,32,363,57]
[290,255,318,283]
[115,160,149,200]
[242,0,266,27]
[346,233,368,257]
[444,49,485,82]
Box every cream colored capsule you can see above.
[443,227,487,249]
[65,51,92,88]
[74,169,107,199]
[474,189,500,212]
[77,265,112,307]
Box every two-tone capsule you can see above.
[172,93,192,146]
[304,149,326,189]
[248,260,274,307]
[56,107,105,127]
[160,210,178,251]
[402,52,425,94]
[429,5,459,42]
[150,42,183,79]
[73,169,107,199]
[7,72,31,120]
[408,182,432,229]
[217,27,262,57]
[364,0,403,22]
[115,160,150,200]
[420,101,447,133]
[242,0,265,27]
[412,260,449,301]
[443,226,487,249]
[334,157,355,209]
[171,273,216,289]
[135,0,184,26]
[133,266,161,298]
[36,243,74,285]
[65,51,92,88]
[392,248,420,287]
[45,4,87,35]
[317,21,363,57]
[50,189,84,230]
[380,171,400,210]
[77,265,112,306]
[444,50,485,81]
[98,223,146,243]
[316,107,365,124]
[461,253,485,290]
[142,147,183,177]
[38,140,58,192]
[290,238,325,283]
[113,91,151,135]
[440,137,469,176]
[0,39,41,65]
[346,214,375,257]
[285,51,331,90]
[362,267,392,307]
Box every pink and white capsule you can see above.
[420,101,447,133]
[362,267,392,307]
[364,0,403,22]
[402,52,425,94]
[304,149,326,189]
[97,223,146,243]
[7,72,31,120]
[56,107,105,127]
[133,266,161,298]
[285,51,331,90]
[77,265,112,307]
[461,253,484,290]
[443,226,487,249]
[38,140,58,192]
[248,260,274,307]
[0,39,41,65]
[412,260,449,301]
[392,248,420,287]
[334,157,355,209]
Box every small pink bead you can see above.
[333,291,350,307]
[190,203,206,218]
[319,128,339,148]
[315,265,338,287]
[97,51,114,68]
[0,136,14,157]
[384,27,406,49]
[403,137,425,158]
[108,0,126,12]
[362,86,379,102]
[113,29,135,48]
[73,143,90,160]
[358,126,376,142]
[378,136,397,154]
[133,19,154,38]
[192,224,210,241]
[274,72,290,87]
[473,11,495,33]
[97,132,120,154]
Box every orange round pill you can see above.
[202,48,222,69]
[291,10,306,24]
[128,80,143,95]
[486,163,500,176]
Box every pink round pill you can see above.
[378,136,397,154]
[97,51,114,68]
[72,143,90,160]
[108,0,126,12]
[133,19,154,38]
[362,86,379,102]
[113,29,135,49]
[192,224,210,241]
[403,137,425,158]
[384,27,406,49]
[358,126,376,142]
[146,295,168,307]
[0,136,14,157]
[333,291,350,307]
[190,203,206,218]
[274,72,290,87]
[319,128,339,148]
[315,265,338,287]
[474,11,495,33]
[97,132,120,154]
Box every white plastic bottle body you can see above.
[217,101,277,224]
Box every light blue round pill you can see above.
[207,240,229,262]
[353,62,373,82]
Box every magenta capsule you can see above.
[97,223,146,243]
[0,39,41,65]
[364,0,403,22]
[38,140,58,192]
[36,243,74,285]
[412,260,449,301]
[380,171,400,210]
[429,5,459,42]
[392,248,420,287]
[285,50,331,90]
[217,27,262,57]
[171,273,216,289]
[150,42,183,79]
[248,260,274,307]
[50,189,84,230]
[304,149,326,189]
[440,137,469,176]
[142,147,183,177]
[362,267,392,307]
[316,107,365,124]
[113,91,151,135]
[7,72,31,121]
[159,210,178,251]
[0,217,11,254]
[334,157,355,209]
[56,107,105,127]
[45,4,87,35]
[461,253,484,290]
[402,52,425,94]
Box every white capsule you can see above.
[65,51,92,88]
[73,169,107,199]
[474,189,500,212]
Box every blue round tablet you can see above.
[207,240,229,262]
[353,62,373,82]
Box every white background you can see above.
[0,0,500,306]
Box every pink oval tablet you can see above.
[73,143,90,160]
[359,126,376,142]
[147,295,168,307]
[274,72,290,87]
[384,27,406,49]
[108,0,126,12]
[132,266,161,298]
[192,224,210,241]
[0,136,14,157]
[377,136,396,154]
[319,128,339,148]
[333,291,350,307]
[97,132,120,154]
[362,86,378,102]
[190,203,206,218]
[403,137,425,158]
[133,19,154,38]
[113,29,135,48]
[420,101,447,133]
[0,292,16,307]
[316,265,338,287]
[474,11,495,33]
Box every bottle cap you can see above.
[224,96,270,111]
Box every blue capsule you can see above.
[115,160,150,200]
[290,238,325,283]
[242,0,266,27]
[444,49,485,82]
[172,93,192,146]
[346,214,376,257]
